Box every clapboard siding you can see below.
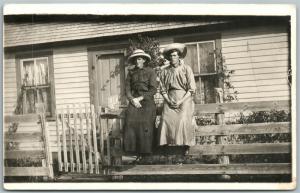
[54,66,89,74]
[4,54,17,115]
[222,41,288,54]
[225,54,288,65]
[227,60,288,70]
[233,78,289,88]
[233,66,288,76]
[55,87,90,94]
[224,48,288,59]
[54,71,88,79]
[222,35,288,48]
[55,81,90,89]
[234,84,289,93]
[53,46,90,109]
[54,77,89,84]
[222,26,290,102]
[231,72,288,82]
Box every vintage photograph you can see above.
[3,4,296,190]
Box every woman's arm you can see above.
[125,71,141,108]
[125,71,134,101]
[137,68,158,101]
[158,70,175,105]
[172,65,196,108]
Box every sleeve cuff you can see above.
[127,96,134,100]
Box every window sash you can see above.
[22,86,52,115]
[19,57,51,115]
[185,40,216,76]
[185,40,218,104]
[20,57,49,86]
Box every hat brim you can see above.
[163,44,187,59]
[127,53,151,64]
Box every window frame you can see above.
[15,51,56,119]
[174,33,223,104]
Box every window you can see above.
[184,40,220,104]
[16,52,55,117]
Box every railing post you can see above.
[214,88,231,180]
[36,103,54,179]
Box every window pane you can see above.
[198,42,216,74]
[23,88,51,114]
[24,89,36,113]
[193,76,202,104]
[36,58,49,85]
[22,60,35,86]
[185,44,199,74]
[37,88,51,114]
[200,75,217,104]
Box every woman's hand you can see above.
[165,97,174,105]
[167,97,182,109]
[170,100,183,109]
[131,98,142,108]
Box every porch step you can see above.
[111,163,291,176]
[55,173,111,182]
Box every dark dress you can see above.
[124,66,158,154]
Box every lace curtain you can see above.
[22,58,51,114]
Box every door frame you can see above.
[88,47,127,113]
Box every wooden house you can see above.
[4,15,291,154]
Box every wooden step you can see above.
[111,163,291,176]
[56,173,111,182]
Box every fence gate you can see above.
[56,104,101,174]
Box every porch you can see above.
[53,98,291,182]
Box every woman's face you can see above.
[135,57,146,68]
[169,50,180,64]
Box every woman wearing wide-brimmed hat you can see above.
[124,49,158,158]
[158,43,197,153]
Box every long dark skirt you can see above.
[124,99,156,154]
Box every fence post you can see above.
[61,107,68,172]
[111,118,122,168]
[55,110,63,172]
[91,105,100,174]
[98,106,105,174]
[214,88,231,181]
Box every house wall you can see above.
[53,46,90,109]
[4,53,17,116]
[4,24,290,152]
[222,25,290,102]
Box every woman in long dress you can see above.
[124,49,158,158]
[158,43,196,153]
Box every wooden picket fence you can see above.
[55,104,101,174]
[4,109,54,179]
